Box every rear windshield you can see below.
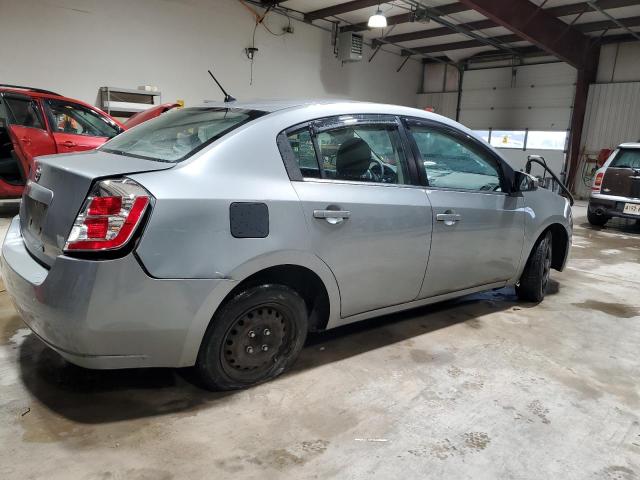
[101,107,266,162]
[610,149,640,169]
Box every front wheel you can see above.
[516,232,552,303]
[196,284,308,391]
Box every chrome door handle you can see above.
[436,213,461,225]
[313,209,351,225]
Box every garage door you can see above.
[459,63,577,131]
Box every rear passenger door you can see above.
[279,114,432,318]
[3,93,56,175]
[404,118,525,298]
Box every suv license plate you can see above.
[623,203,640,215]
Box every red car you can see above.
[0,84,178,198]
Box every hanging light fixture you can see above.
[368,6,387,28]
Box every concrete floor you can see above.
[0,202,638,480]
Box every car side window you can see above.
[45,100,120,138]
[410,125,502,192]
[286,128,321,178]
[315,124,410,184]
[4,97,44,129]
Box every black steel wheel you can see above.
[196,284,307,391]
[516,231,553,303]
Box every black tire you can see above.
[516,231,552,303]
[587,208,608,226]
[196,284,308,391]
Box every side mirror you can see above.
[514,170,539,192]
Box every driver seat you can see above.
[336,138,371,181]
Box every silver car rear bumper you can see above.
[1,216,228,369]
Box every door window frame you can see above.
[277,114,422,188]
[43,98,122,139]
[402,116,516,195]
[1,93,47,132]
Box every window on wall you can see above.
[474,130,490,143]
[474,129,568,151]
[490,130,526,149]
[526,131,567,150]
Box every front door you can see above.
[282,115,432,318]
[2,93,56,177]
[404,119,525,298]
[43,98,121,153]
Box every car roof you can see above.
[196,98,457,126]
[619,142,640,149]
[200,98,360,112]
[0,85,64,99]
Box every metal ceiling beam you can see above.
[402,34,521,55]
[341,12,413,32]
[456,0,599,69]
[374,19,496,45]
[576,15,640,33]
[341,0,639,34]
[398,15,640,55]
[371,1,640,54]
[307,1,466,23]
[305,0,385,22]
[587,1,640,41]
[545,0,640,17]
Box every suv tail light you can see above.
[592,171,604,193]
[64,178,152,252]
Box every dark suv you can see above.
[588,143,640,226]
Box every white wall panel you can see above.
[0,0,421,108]
[597,43,640,83]
[581,82,640,152]
[574,81,640,199]
[416,92,458,120]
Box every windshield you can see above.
[610,149,640,169]
[101,107,266,162]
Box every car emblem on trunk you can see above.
[34,165,42,183]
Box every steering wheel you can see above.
[368,157,385,182]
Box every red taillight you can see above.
[592,172,604,192]
[88,196,122,216]
[64,178,152,252]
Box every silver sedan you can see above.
[1,100,572,390]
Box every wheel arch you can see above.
[523,222,570,274]
[177,250,341,366]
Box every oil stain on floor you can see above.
[572,300,639,319]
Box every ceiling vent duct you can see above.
[338,32,363,62]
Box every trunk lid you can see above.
[601,148,640,199]
[20,150,173,266]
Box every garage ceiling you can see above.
[262,0,640,65]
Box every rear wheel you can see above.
[196,284,308,391]
[516,231,552,303]
[587,208,608,226]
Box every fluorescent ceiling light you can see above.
[368,8,387,28]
